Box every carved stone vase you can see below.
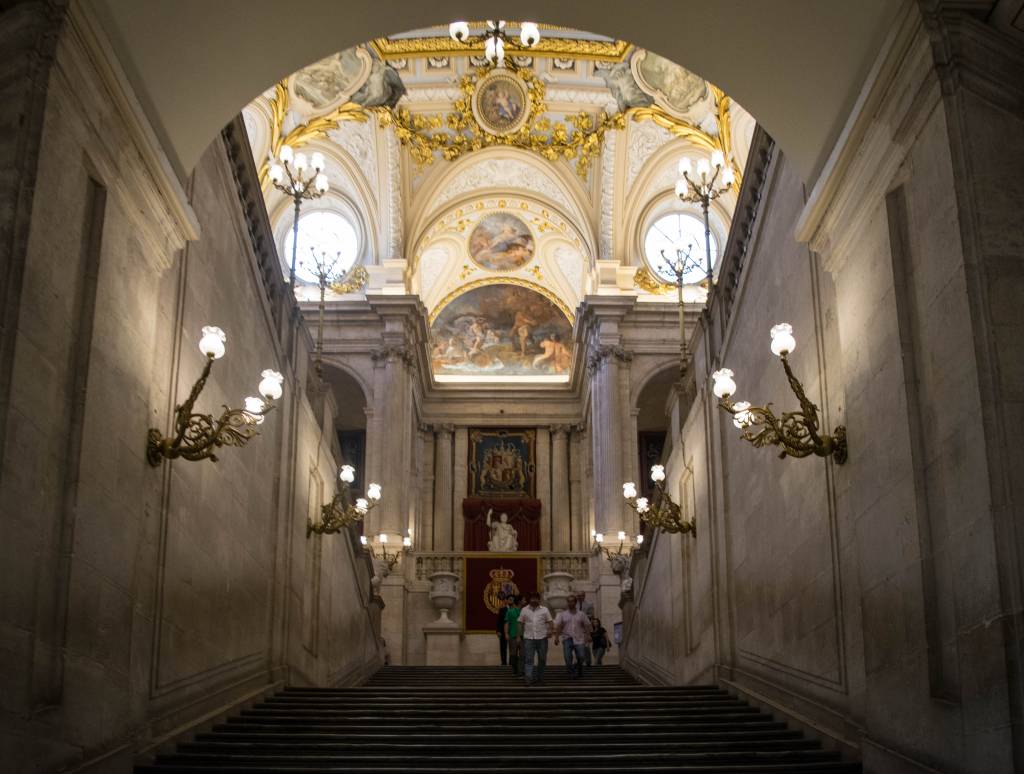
[543,571,575,613]
[428,571,459,625]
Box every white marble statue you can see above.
[485,509,518,552]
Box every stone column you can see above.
[536,427,551,551]
[369,346,414,538]
[452,427,469,550]
[417,426,435,550]
[432,424,454,551]
[551,425,571,551]
[589,345,633,537]
[569,425,585,552]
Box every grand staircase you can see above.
[137,666,859,772]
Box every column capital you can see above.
[587,344,633,373]
[550,424,571,438]
[370,345,414,367]
[431,422,456,437]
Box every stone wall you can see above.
[621,5,1024,772]
[0,5,381,770]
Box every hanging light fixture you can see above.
[147,327,283,466]
[712,323,848,463]
[448,19,541,67]
[592,530,646,575]
[266,144,330,288]
[674,150,735,289]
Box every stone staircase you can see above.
[137,666,860,772]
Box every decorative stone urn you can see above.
[543,571,575,613]
[428,571,459,625]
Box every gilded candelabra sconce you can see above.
[307,465,382,537]
[361,532,411,572]
[675,150,735,289]
[712,323,848,464]
[592,530,645,576]
[147,326,284,466]
[658,244,704,375]
[448,19,541,68]
[267,144,330,287]
[622,468,697,535]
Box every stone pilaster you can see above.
[570,425,586,552]
[551,425,571,551]
[588,345,633,537]
[432,424,454,551]
[536,426,551,550]
[417,426,435,550]
[369,345,415,538]
[452,427,469,550]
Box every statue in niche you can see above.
[486,509,518,552]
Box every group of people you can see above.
[495,591,610,685]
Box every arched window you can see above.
[643,212,717,285]
[282,210,359,283]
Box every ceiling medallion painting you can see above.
[430,280,573,378]
[377,65,624,178]
[468,212,535,271]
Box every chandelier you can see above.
[448,20,541,67]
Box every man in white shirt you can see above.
[554,595,592,678]
[518,591,553,685]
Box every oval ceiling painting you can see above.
[468,213,535,272]
[431,283,572,379]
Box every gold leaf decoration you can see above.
[634,266,674,295]
[329,265,369,295]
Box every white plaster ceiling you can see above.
[85,0,903,184]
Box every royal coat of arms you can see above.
[469,429,536,497]
[483,567,519,614]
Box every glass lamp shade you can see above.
[675,178,688,197]
[355,498,369,514]
[198,326,226,359]
[314,173,329,193]
[770,323,796,357]
[339,465,356,483]
[595,533,604,543]
[259,369,284,401]
[243,396,266,424]
[378,533,388,543]
[367,482,382,500]
[617,530,626,542]
[622,481,638,499]
[293,152,308,171]
[310,151,325,171]
[268,164,284,184]
[495,37,505,66]
[722,167,736,187]
[650,464,666,483]
[732,401,753,429]
[678,157,692,177]
[278,144,294,165]
[484,36,497,62]
[360,535,368,546]
[520,22,540,47]
[711,149,725,169]
[635,497,649,513]
[449,21,469,41]
[712,368,737,399]
[696,157,712,178]
[636,534,644,545]
[402,536,412,547]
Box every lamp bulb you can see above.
[278,144,294,165]
[310,151,325,171]
[711,149,725,169]
[617,530,626,542]
[355,498,369,514]
[258,369,284,401]
[635,497,650,513]
[636,534,644,545]
[367,482,382,501]
[520,22,540,47]
[449,21,470,42]
[268,164,284,184]
[696,157,712,179]
[595,533,604,543]
[712,368,737,400]
[339,465,356,483]
[622,481,638,499]
[650,464,666,483]
[243,396,266,424]
[678,157,692,177]
[770,323,796,357]
[314,173,329,193]
[198,325,227,359]
[732,401,753,429]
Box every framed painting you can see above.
[469,428,536,498]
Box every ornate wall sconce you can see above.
[712,323,848,464]
[593,530,645,576]
[622,467,696,535]
[307,465,382,537]
[361,532,410,572]
[147,326,283,466]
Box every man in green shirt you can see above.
[504,595,524,676]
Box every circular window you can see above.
[282,210,359,283]
[643,212,717,285]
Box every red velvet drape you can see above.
[462,497,542,551]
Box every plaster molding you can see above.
[599,131,617,260]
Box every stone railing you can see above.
[413,552,592,581]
